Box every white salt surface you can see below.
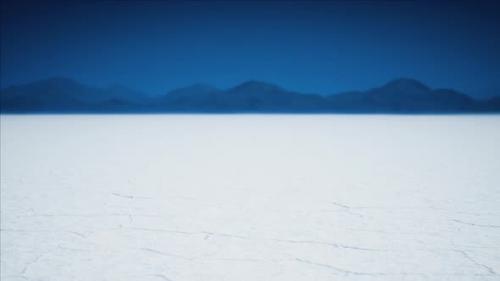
[1,115,499,281]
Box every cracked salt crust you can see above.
[1,115,499,281]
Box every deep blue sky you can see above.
[1,0,500,97]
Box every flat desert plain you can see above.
[1,115,499,281]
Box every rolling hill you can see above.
[1,77,498,113]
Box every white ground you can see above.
[1,115,500,281]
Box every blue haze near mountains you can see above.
[2,0,500,97]
[1,78,499,113]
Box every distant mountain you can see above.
[223,81,327,111]
[156,80,327,112]
[158,83,223,111]
[102,84,147,104]
[327,78,477,112]
[478,96,500,111]
[1,77,147,112]
[1,77,499,113]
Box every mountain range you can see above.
[1,77,499,113]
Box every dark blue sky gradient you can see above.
[1,0,500,96]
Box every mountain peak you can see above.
[381,78,431,92]
[230,80,285,93]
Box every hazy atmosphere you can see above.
[2,0,500,97]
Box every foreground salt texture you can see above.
[1,115,499,281]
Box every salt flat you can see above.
[1,115,499,281]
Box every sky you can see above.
[1,0,500,97]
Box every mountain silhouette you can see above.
[1,77,146,112]
[327,78,476,112]
[157,80,327,112]
[1,77,499,113]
